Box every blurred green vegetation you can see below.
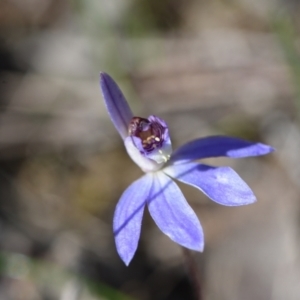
[0,251,133,300]
[273,14,300,119]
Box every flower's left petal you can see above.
[100,72,133,139]
[148,172,204,251]
[164,162,256,206]
[113,174,153,265]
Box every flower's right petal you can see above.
[164,162,256,206]
[100,72,133,139]
[170,135,274,163]
[148,172,204,251]
[113,174,153,265]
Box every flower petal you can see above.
[164,162,256,206]
[170,135,274,163]
[100,72,133,139]
[113,174,153,265]
[147,172,204,251]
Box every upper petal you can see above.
[164,162,256,206]
[100,72,133,139]
[113,174,153,265]
[170,135,274,163]
[147,172,204,251]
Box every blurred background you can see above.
[0,0,300,299]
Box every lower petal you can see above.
[164,162,256,206]
[113,174,153,265]
[148,172,204,251]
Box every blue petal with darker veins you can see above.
[113,174,153,265]
[164,162,256,206]
[147,172,204,251]
[170,135,274,163]
[100,72,133,139]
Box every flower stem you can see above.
[182,247,203,300]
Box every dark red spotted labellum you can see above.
[128,116,165,153]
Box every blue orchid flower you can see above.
[100,72,274,266]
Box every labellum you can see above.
[129,117,165,154]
